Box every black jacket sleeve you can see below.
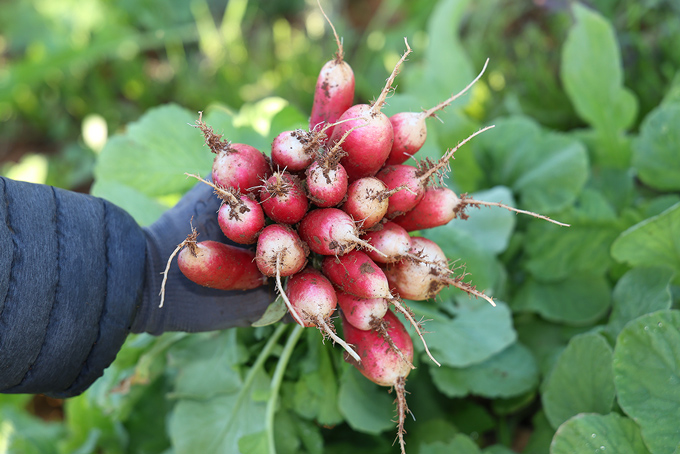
[0,177,146,397]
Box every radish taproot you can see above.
[385,59,489,165]
[328,39,412,181]
[186,173,265,244]
[322,251,440,366]
[259,172,309,225]
[392,186,570,231]
[342,309,414,454]
[286,266,360,361]
[194,113,271,194]
[309,1,355,137]
[298,208,385,257]
[376,125,495,218]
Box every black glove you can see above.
[131,182,275,335]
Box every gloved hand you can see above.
[131,181,275,335]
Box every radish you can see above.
[336,289,388,331]
[270,129,322,172]
[297,208,385,257]
[259,172,309,224]
[342,309,414,454]
[376,125,495,218]
[186,173,264,244]
[309,1,355,138]
[285,266,360,362]
[305,134,350,207]
[385,236,495,306]
[341,177,413,229]
[194,113,271,194]
[385,59,489,165]
[255,224,308,278]
[392,187,570,231]
[361,221,412,264]
[158,227,266,307]
[328,39,412,181]
[322,251,440,366]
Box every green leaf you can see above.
[430,343,538,399]
[94,104,214,197]
[426,302,516,368]
[337,366,394,435]
[614,310,680,454]
[476,116,589,214]
[514,273,611,326]
[483,446,517,454]
[560,4,637,135]
[251,296,288,327]
[551,413,651,454]
[607,267,674,337]
[524,220,619,282]
[611,202,680,273]
[516,316,569,376]
[542,333,615,429]
[632,102,680,191]
[421,434,482,454]
[292,331,343,426]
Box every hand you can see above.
[131,181,275,335]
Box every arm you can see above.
[0,177,273,397]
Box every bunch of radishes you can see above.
[160,8,566,453]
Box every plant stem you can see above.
[266,324,304,454]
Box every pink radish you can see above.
[361,221,412,264]
[376,125,495,218]
[328,39,412,181]
[186,173,264,244]
[342,309,414,454]
[305,134,351,207]
[297,208,385,257]
[255,224,308,278]
[385,236,495,306]
[255,224,309,327]
[159,227,266,307]
[270,129,322,172]
[309,2,355,138]
[194,114,271,194]
[341,177,411,229]
[285,266,360,362]
[322,251,440,366]
[385,59,489,165]
[336,289,388,331]
[392,187,570,231]
[259,172,309,224]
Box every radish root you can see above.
[373,318,416,370]
[159,224,198,308]
[275,254,307,327]
[317,316,361,363]
[389,296,441,367]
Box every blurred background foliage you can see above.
[2,0,679,190]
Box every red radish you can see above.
[255,224,308,278]
[393,187,571,231]
[328,39,412,181]
[305,132,352,207]
[187,173,264,244]
[309,2,355,138]
[323,251,440,366]
[336,289,388,331]
[259,172,309,224]
[158,227,266,307]
[386,59,489,165]
[285,266,360,362]
[376,125,495,218]
[361,221,412,264]
[271,129,321,172]
[298,208,385,257]
[385,236,496,306]
[194,114,271,194]
[342,177,411,229]
[342,309,414,454]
